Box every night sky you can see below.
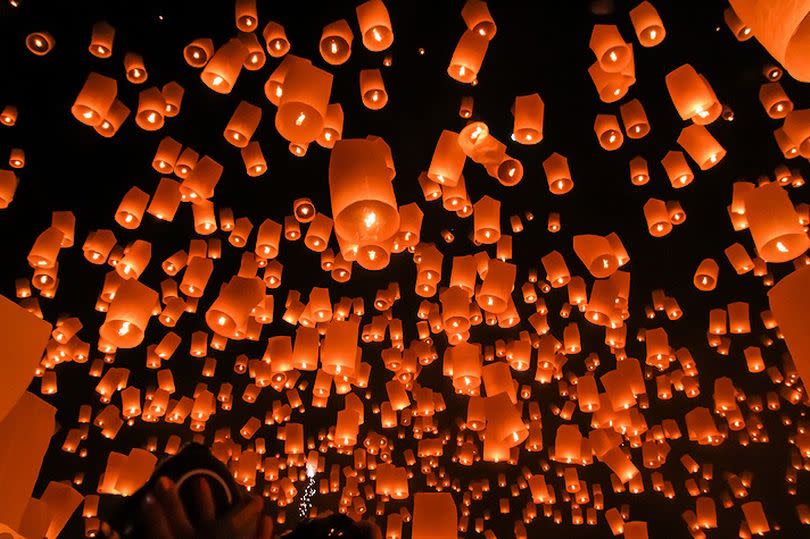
[1,0,808,537]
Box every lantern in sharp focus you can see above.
[744,182,808,262]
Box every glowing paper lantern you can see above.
[276,59,333,143]
[26,31,54,55]
[573,235,619,278]
[0,392,56,531]
[768,265,810,385]
[462,0,496,39]
[99,279,158,348]
[330,138,399,269]
[71,72,117,127]
[728,0,810,82]
[629,1,665,47]
[448,30,489,83]
[661,151,694,188]
[644,198,672,237]
[677,124,726,170]
[0,169,18,208]
[89,21,115,58]
[665,65,720,124]
[262,21,290,57]
[412,493,457,539]
[356,0,394,51]
[512,93,544,144]
[224,101,261,147]
[743,182,809,262]
[619,98,650,138]
[590,24,631,72]
[184,38,214,67]
[543,152,573,195]
[360,69,388,110]
[320,20,354,65]
[594,114,624,150]
[201,38,246,94]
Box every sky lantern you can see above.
[462,0,496,40]
[769,266,810,385]
[666,65,721,124]
[543,152,573,194]
[183,38,214,67]
[594,114,624,150]
[629,1,665,46]
[360,69,388,110]
[356,0,394,51]
[512,93,544,144]
[330,138,399,269]
[25,31,55,55]
[99,278,157,348]
[71,72,117,126]
[89,21,115,57]
[0,169,18,208]
[590,24,632,72]
[619,98,650,138]
[276,59,332,144]
[448,29,489,83]
[677,124,726,169]
[200,38,246,94]
[262,22,290,57]
[412,493,457,539]
[320,20,354,65]
[729,0,810,82]
[743,182,809,262]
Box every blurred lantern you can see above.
[25,31,54,55]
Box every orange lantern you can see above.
[462,0,496,40]
[360,69,388,110]
[356,0,394,52]
[543,153,573,194]
[25,31,55,55]
[135,87,166,130]
[262,21,290,57]
[320,20,354,65]
[619,99,650,138]
[743,182,808,262]
[99,279,157,348]
[224,101,261,147]
[512,94,544,144]
[665,64,720,124]
[90,21,115,58]
[629,1,665,47]
[276,59,333,143]
[677,124,726,169]
[644,198,672,237]
[184,38,214,67]
[589,24,631,72]
[235,0,257,31]
[71,72,117,126]
[201,38,246,94]
[448,30,489,83]
[594,114,624,151]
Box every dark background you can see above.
[0,0,808,537]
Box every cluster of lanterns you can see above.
[0,0,809,538]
